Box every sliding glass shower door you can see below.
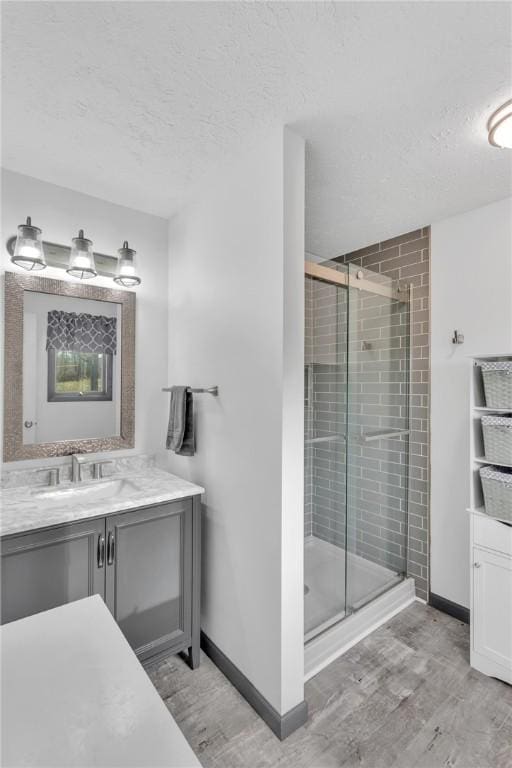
[304,260,349,639]
[345,264,410,614]
[304,259,410,640]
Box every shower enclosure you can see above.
[304,259,411,643]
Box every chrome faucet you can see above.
[37,467,60,487]
[71,454,87,483]
[93,460,114,479]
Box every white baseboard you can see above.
[471,649,512,686]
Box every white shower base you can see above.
[304,535,402,640]
[304,536,415,678]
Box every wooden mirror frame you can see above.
[3,272,135,461]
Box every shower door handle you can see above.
[361,429,410,443]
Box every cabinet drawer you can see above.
[473,514,512,556]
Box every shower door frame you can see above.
[305,261,405,302]
[304,260,411,640]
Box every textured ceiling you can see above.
[2,1,511,257]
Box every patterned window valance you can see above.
[46,310,117,355]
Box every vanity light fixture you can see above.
[488,98,512,149]
[66,230,98,279]
[113,241,141,287]
[11,216,47,271]
[7,222,141,287]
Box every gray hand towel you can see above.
[166,386,195,456]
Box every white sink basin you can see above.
[32,478,139,505]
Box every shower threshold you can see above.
[304,536,415,678]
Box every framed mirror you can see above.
[3,272,135,461]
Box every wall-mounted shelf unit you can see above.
[468,353,512,686]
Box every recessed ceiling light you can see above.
[488,99,512,149]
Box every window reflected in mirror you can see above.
[23,292,121,444]
[48,350,112,401]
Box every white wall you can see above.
[166,126,305,715]
[431,197,512,608]
[281,129,305,711]
[1,169,169,468]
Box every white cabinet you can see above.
[470,515,512,684]
[469,354,512,685]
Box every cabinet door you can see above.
[1,519,106,625]
[473,546,512,670]
[105,500,192,661]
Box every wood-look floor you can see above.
[146,603,512,768]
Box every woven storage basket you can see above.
[480,465,512,522]
[481,361,512,409]
[481,415,512,465]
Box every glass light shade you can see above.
[67,230,97,279]
[488,99,512,149]
[113,241,141,287]
[12,217,46,271]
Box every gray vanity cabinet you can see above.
[1,517,106,625]
[1,495,201,668]
[104,500,193,662]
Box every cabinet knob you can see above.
[473,562,481,568]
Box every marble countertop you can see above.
[1,595,201,767]
[0,467,204,538]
